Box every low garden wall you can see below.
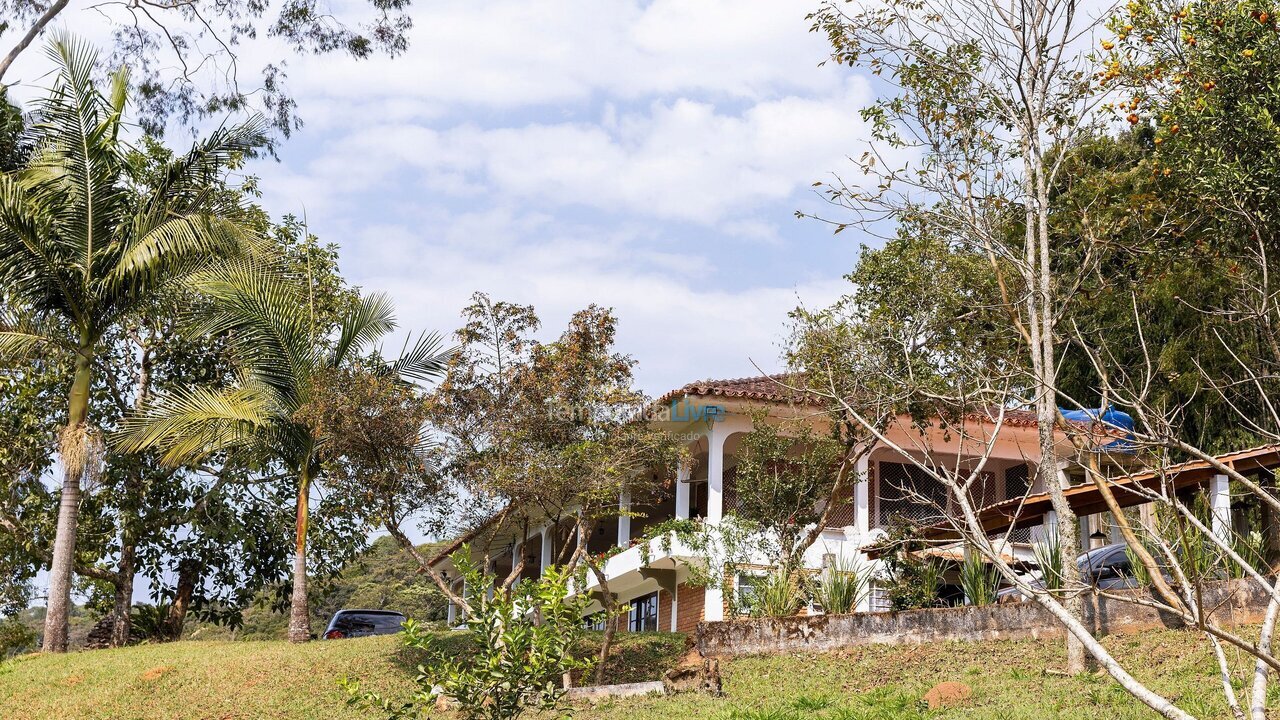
[697,578,1273,657]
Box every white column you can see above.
[854,451,871,537]
[703,421,729,622]
[675,463,692,520]
[539,525,553,576]
[1211,473,1232,541]
[852,451,874,613]
[1038,510,1057,543]
[706,422,727,525]
[617,491,632,547]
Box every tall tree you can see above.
[810,0,1112,676]
[419,296,683,683]
[0,34,264,652]
[118,261,450,642]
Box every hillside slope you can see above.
[6,624,1261,720]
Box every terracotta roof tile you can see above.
[656,374,818,406]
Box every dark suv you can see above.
[322,609,407,639]
[998,543,1141,602]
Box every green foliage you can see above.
[343,547,594,720]
[743,568,808,619]
[812,555,873,615]
[128,603,172,642]
[1125,545,1152,587]
[732,412,847,572]
[1033,533,1065,593]
[958,552,999,607]
[0,617,35,658]
[879,524,943,611]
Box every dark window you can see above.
[1004,464,1034,542]
[334,611,406,633]
[584,612,607,631]
[877,462,949,527]
[628,592,659,632]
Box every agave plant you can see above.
[812,554,873,614]
[959,551,999,606]
[118,260,451,642]
[0,35,264,652]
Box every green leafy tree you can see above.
[0,35,264,652]
[731,411,855,577]
[425,297,683,682]
[343,547,594,720]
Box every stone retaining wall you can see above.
[697,578,1273,657]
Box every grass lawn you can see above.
[2,626,1269,719]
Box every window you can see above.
[628,592,660,632]
[583,612,607,631]
[735,573,765,615]
[877,462,949,527]
[868,585,891,613]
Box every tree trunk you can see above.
[1024,133,1087,674]
[43,345,94,653]
[594,595,619,686]
[164,560,198,641]
[288,468,312,643]
[108,541,136,647]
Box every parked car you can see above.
[321,609,407,639]
[997,543,1142,602]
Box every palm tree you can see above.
[0,35,265,652]
[118,261,451,642]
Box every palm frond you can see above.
[30,33,129,284]
[184,259,316,403]
[332,291,396,367]
[110,214,254,289]
[0,304,68,360]
[114,381,278,466]
[392,331,457,383]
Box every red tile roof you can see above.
[657,374,818,406]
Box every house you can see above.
[427,374,1253,631]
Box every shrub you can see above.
[343,547,594,720]
[744,568,808,618]
[813,555,873,614]
[1032,532,1064,592]
[958,552,999,606]
[0,619,34,657]
[879,523,943,610]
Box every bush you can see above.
[879,524,943,610]
[0,618,34,657]
[343,547,594,720]
[812,555,873,615]
[744,569,807,618]
[959,552,999,606]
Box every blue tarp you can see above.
[1060,407,1135,452]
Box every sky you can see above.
[7,0,883,399]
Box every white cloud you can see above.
[280,0,839,124]
[348,207,846,396]
[260,77,879,225]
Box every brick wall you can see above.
[676,583,705,634]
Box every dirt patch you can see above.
[63,674,83,686]
[140,666,173,681]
